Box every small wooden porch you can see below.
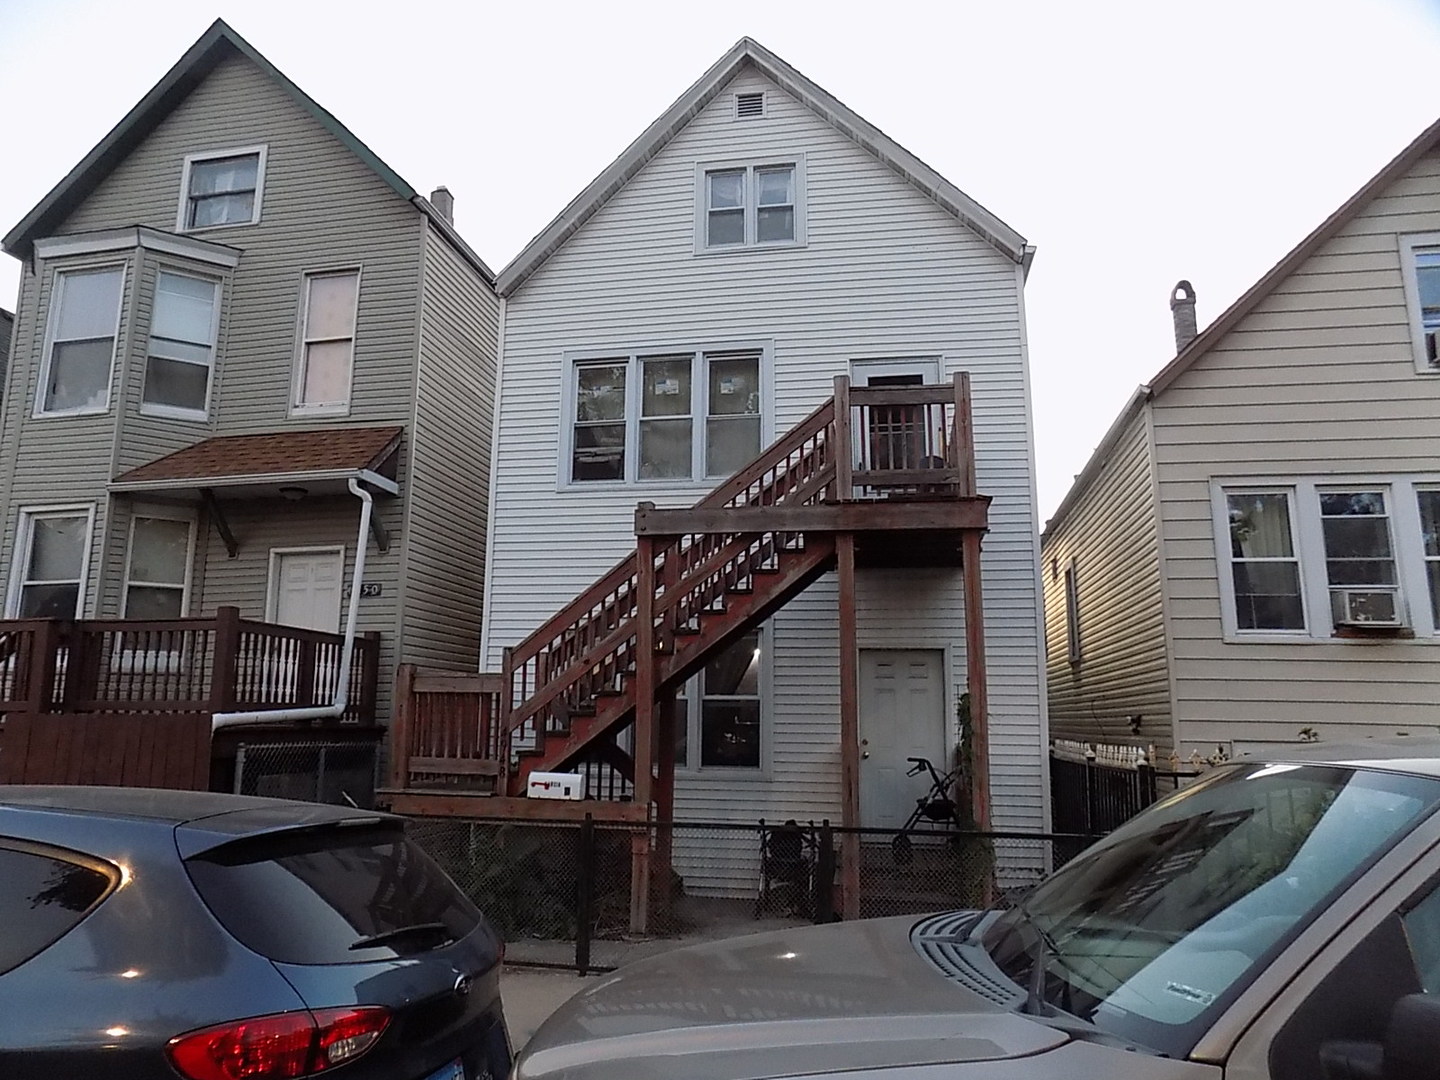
[0,606,381,790]
[383,374,993,925]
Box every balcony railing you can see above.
[0,607,380,724]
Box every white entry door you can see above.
[269,549,344,632]
[858,649,947,830]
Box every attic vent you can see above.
[735,92,766,119]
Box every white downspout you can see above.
[212,478,374,731]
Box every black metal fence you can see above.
[233,739,380,807]
[1050,748,1197,836]
[407,815,1094,973]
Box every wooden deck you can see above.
[0,607,381,788]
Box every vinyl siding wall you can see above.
[399,223,499,669]
[485,68,1045,830]
[1041,405,1173,749]
[1153,148,1440,750]
[0,53,430,714]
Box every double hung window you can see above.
[1400,234,1440,372]
[293,270,360,413]
[179,148,265,230]
[701,162,802,249]
[142,271,219,417]
[1226,491,1305,632]
[568,349,763,484]
[8,508,94,618]
[38,267,124,416]
[675,628,764,770]
[122,514,194,618]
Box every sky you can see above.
[3,0,1440,522]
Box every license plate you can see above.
[423,1059,464,1080]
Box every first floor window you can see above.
[294,269,359,412]
[1227,491,1305,631]
[9,508,93,618]
[675,628,763,769]
[1320,490,1398,625]
[181,149,264,230]
[123,515,193,618]
[142,271,219,417]
[39,266,124,415]
[569,348,763,484]
[1418,489,1440,627]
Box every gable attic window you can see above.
[698,159,805,251]
[178,147,267,231]
[734,92,766,119]
[1399,233,1440,373]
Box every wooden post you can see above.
[954,372,976,495]
[833,375,853,501]
[962,531,991,830]
[210,607,240,716]
[653,691,677,921]
[295,638,318,708]
[391,663,415,790]
[630,534,658,935]
[27,619,60,716]
[360,631,381,724]
[499,645,515,795]
[837,532,861,919]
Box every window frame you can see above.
[176,146,268,233]
[674,624,770,776]
[694,157,806,253]
[1064,558,1081,665]
[139,268,223,421]
[5,504,96,619]
[1213,477,1440,642]
[34,263,126,419]
[1399,232,1440,375]
[290,267,362,417]
[120,506,197,619]
[560,343,771,489]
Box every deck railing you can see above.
[0,607,380,724]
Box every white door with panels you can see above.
[858,648,947,831]
[269,549,344,631]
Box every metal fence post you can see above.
[575,814,595,976]
[815,819,835,924]
[1083,746,1099,835]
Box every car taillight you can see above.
[166,1007,391,1080]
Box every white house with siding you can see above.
[1042,115,1440,774]
[479,37,1048,852]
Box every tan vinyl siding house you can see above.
[1042,117,1440,769]
[0,20,498,748]
[483,40,1048,840]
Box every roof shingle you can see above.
[113,426,402,485]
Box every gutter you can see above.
[212,478,374,731]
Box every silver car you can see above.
[515,744,1440,1080]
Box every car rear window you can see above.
[0,841,117,974]
[185,825,482,964]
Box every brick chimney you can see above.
[1171,280,1197,353]
[430,186,454,224]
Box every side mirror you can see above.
[1384,994,1440,1080]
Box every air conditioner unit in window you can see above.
[1333,588,1402,627]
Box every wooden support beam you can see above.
[653,692,677,921]
[201,488,239,558]
[635,498,990,536]
[630,536,658,936]
[962,529,991,830]
[837,532,861,920]
[833,375,852,501]
[368,508,390,553]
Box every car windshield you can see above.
[980,761,1440,1058]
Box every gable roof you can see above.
[1043,113,1440,539]
[496,37,1030,298]
[3,19,493,284]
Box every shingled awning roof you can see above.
[110,426,402,498]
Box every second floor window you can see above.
[294,270,359,414]
[38,267,124,416]
[180,148,265,230]
[702,163,801,249]
[569,349,763,484]
[142,271,219,418]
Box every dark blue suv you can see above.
[0,786,511,1080]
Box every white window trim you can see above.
[5,504,97,618]
[265,545,346,626]
[33,262,127,419]
[176,145,268,233]
[289,267,362,418]
[1212,477,1440,643]
[674,625,772,777]
[139,268,223,422]
[558,341,773,490]
[1399,231,1440,375]
[693,156,807,254]
[120,506,197,618]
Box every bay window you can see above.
[37,267,124,416]
[142,271,219,417]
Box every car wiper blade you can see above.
[349,921,454,951]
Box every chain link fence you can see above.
[408,814,1095,972]
[233,739,380,807]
